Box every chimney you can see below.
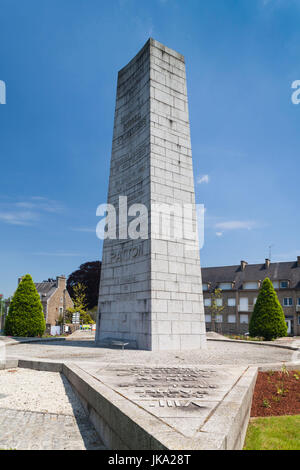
[265,258,270,269]
[240,260,247,271]
[297,256,300,267]
[56,275,66,289]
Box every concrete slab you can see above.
[71,361,257,449]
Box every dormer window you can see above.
[218,282,232,290]
[280,281,289,289]
[243,281,258,290]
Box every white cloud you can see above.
[216,232,223,237]
[71,227,95,233]
[261,0,299,8]
[215,220,256,231]
[32,251,82,257]
[0,211,38,226]
[15,198,63,213]
[197,174,210,185]
[0,197,64,226]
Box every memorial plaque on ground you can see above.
[82,362,249,439]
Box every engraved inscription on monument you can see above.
[117,367,217,407]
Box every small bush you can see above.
[249,278,287,340]
[4,274,46,337]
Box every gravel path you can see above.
[0,368,105,450]
[7,339,294,366]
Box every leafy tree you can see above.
[65,283,95,324]
[4,274,46,337]
[72,283,88,312]
[209,288,225,332]
[249,277,287,340]
[67,261,101,309]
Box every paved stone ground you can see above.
[6,338,294,366]
[1,337,298,450]
[0,369,105,450]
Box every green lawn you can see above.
[244,415,300,450]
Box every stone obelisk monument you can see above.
[96,39,206,350]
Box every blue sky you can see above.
[0,0,299,297]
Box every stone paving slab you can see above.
[0,408,104,450]
[75,362,251,444]
[6,339,294,365]
[0,368,105,450]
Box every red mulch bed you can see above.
[251,369,300,417]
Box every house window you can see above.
[240,314,249,324]
[253,298,257,305]
[205,314,211,322]
[202,284,208,291]
[298,316,300,326]
[204,298,211,307]
[243,282,258,290]
[283,298,293,307]
[239,298,249,312]
[272,281,279,289]
[216,314,223,323]
[59,307,63,314]
[280,281,289,289]
[297,298,300,306]
[228,314,236,323]
[216,298,223,307]
[228,298,236,307]
[218,283,232,290]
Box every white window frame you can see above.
[240,314,249,324]
[280,281,289,289]
[283,298,293,307]
[228,314,236,324]
[243,281,258,290]
[239,297,249,312]
[218,283,232,290]
[228,298,236,307]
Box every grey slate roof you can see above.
[35,281,57,299]
[201,261,300,290]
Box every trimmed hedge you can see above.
[4,274,46,337]
[249,277,287,340]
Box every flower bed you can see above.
[251,368,300,417]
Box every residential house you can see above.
[202,257,300,336]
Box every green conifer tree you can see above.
[4,274,46,337]
[249,277,287,340]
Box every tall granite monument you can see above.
[96,39,206,350]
